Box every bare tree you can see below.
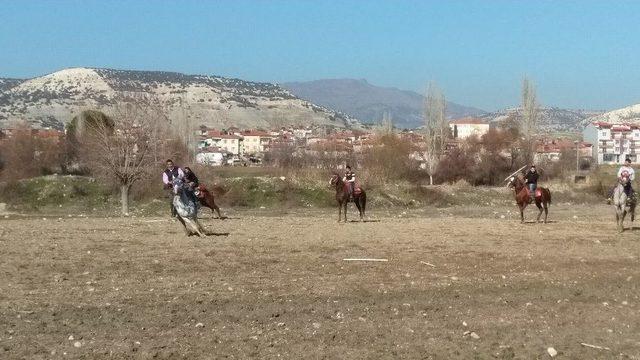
[520,77,539,163]
[423,82,448,185]
[378,111,394,136]
[73,95,176,215]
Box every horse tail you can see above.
[546,188,551,205]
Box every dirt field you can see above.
[0,204,638,359]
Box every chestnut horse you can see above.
[330,173,366,222]
[194,184,224,219]
[508,174,551,223]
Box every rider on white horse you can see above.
[618,158,635,198]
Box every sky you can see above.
[1,0,640,111]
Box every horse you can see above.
[612,176,636,232]
[172,179,208,236]
[507,174,551,223]
[329,173,366,222]
[194,184,224,219]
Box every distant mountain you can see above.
[583,103,640,126]
[281,79,485,129]
[0,68,356,130]
[480,107,604,133]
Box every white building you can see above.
[199,134,243,155]
[583,122,640,164]
[449,117,490,139]
[196,151,226,166]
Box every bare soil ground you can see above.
[0,204,639,359]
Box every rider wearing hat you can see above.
[523,165,539,203]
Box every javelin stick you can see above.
[503,165,528,182]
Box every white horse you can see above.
[173,179,207,236]
[613,176,636,233]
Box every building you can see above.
[239,130,273,155]
[535,139,593,162]
[583,122,640,164]
[199,134,243,155]
[449,117,490,139]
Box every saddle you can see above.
[343,182,362,196]
[534,188,542,198]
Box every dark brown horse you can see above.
[508,174,551,223]
[195,184,224,219]
[330,173,366,222]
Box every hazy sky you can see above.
[1,0,639,111]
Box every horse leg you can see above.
[343,201,348,222]
[519,205,524,223]
[212,202,223,219]
[337,201,342,223]
[196,219,207,236]
[354,198,363,221]
[176,215,191,236]
[543,202,549,224]
[361,193,367,220]
[535,202,543,223]
[617,209,624,233]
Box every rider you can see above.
[523,165,539,203]
[343,165,356,200]
[162,159,184,217]
[183,166,201,205]
[183,166,200,189]
[617,157,635,198]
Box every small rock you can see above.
[73,341,82,348]
[451,276,459,281]
[462,321,467,327]
[547,347,557,357]
[470,332,480,340]
[195,322,204,328]
[622,301,628,305]
[68,335,74,341]
[500,215,505,219]
[312,322,321,329]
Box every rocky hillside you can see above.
[0,68,356,130]
[582,103,640,126]
[282,79,486,129]
[480,107,604,133]
[0,78,23,92]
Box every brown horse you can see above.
[330,173,367,222]
[194,184,224,219]
[508,174,551,223]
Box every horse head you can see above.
[620,175,630,186]
[329,173,341,186]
